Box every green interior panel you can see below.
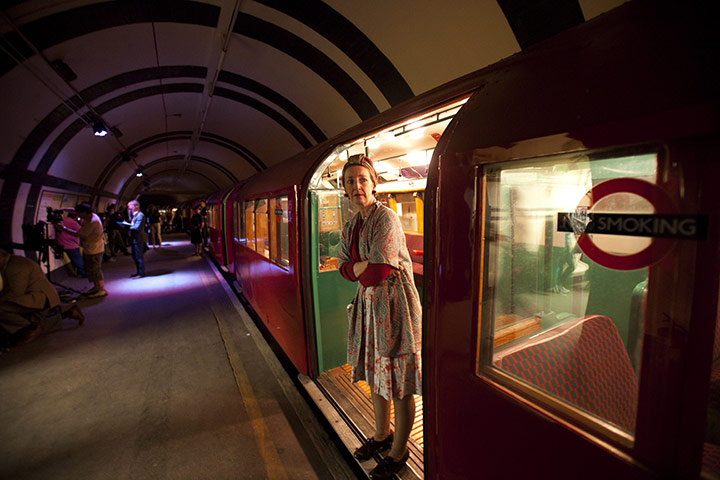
[310,192,357,373]
[584,264,647,346]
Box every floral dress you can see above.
[338,201,422,401]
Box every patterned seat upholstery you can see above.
[496,315,637,432]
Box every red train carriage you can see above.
[213,2,719,478]
[425,2,719,479]
[230,154,310,373]
[206,184,244,272]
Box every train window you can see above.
[235,202,243,241]
[207,205,216,229]
[255,199,269,258]
[477,148,659,439]
[316,192,346,271]
[269,196,290,267]
[377,192,424,234]
[244,201,255,251]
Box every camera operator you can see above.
[53,210,86,278]
[54,203,107,298]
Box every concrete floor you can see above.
[0,235,357,479]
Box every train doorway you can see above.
[305,98,468,478]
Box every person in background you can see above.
[337,154,422,480]
[105,204,127,256]
[0,248,61,346]
[148,204,162,248]
[116,204,131,254]
[125,200,147,277]
[200,200,208,248]
[164,210,172,234]
[55,203,107,298]
[54,210,85,278]
[190,205,203,256]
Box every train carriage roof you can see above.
[437,1,720,156]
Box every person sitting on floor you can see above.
[0,248,61,346]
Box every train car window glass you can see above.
[279,196,290,266]
[269,199,278,261]
[235,202,243,242]
[244,201,255,251]
[266,195,290,268]
[255,199,269,258]
[317,192,344,271]
[377,192,423,234]
[477,148,658,439]
[208,205,215,229]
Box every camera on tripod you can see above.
[21,210,65,262]
[46,206,64,224]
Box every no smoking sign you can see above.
[558,178,708,270]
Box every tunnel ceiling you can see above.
[0,0,625,215]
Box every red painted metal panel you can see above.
[424,2,719,478]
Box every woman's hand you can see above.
[353,260,369,278]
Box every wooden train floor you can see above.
[317,364,424,480]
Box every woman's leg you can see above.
[372,393,392,440]
[388,394,415,459]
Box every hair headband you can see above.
[342,153,378,186]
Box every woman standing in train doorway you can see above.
[338,154,422,480]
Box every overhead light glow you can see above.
[93,121,108,137]
[409,127,425,140]
[407,150,428,166]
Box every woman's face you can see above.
[343,165,375,209]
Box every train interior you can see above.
[479,149,656,436]
[306,98,467,477]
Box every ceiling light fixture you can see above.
[135,167,144,177]
[93,121,108,137]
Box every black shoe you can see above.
[14,326,41,346]
[67,305,85,325]
[370,450,409,480]
[130,273,141,278]
[353,433,393,461]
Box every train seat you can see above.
[494,314,637,432]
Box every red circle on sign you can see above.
[575,178,676,270]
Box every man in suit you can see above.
[0,248,61,345]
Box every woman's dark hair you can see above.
[74,202,93,214]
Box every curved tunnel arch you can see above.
[0,1,411,120]
[0,0,417,246]
[2,76,301,233]
[96,132,260,193]
[119,164,226,203]
[0,0,590,249]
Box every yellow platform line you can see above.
[201,271,288,480]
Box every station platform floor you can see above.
[0,234,359,479]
